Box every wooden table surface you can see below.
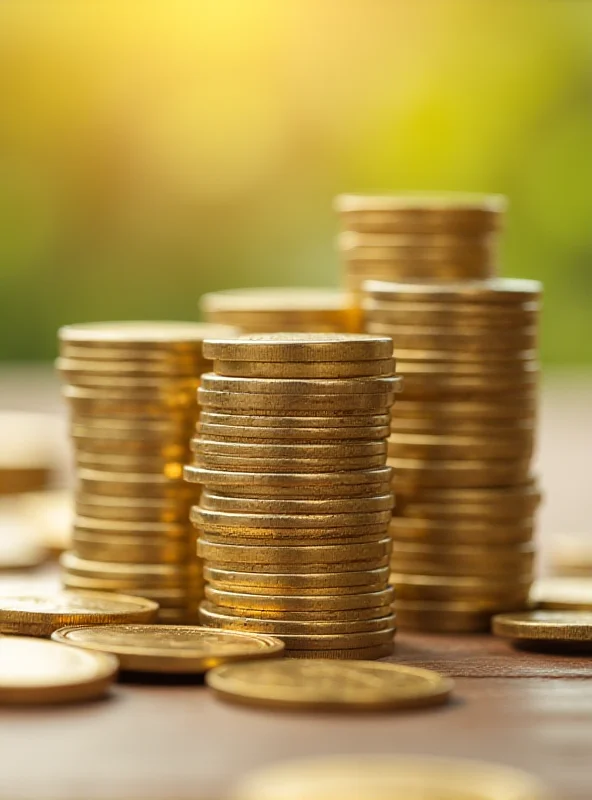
[0,367,591,800]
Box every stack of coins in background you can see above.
[58,321,237,624]
[363,279,543,632]
[185,333,399,658]
[200,287,362,333]
[334,193,505,296]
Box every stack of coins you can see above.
[200,287,362,333]
[57,321,237,624]
[334,193,505,295]
[185,333,399,659]
[363,279,542,633]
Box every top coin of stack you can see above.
[57,321,237,624]
[185,333,400,659]
[199,287,362,333]
[363,279,542,633]
[335,193,506,294]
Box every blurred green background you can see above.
[1,0,591,364]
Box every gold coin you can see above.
[398,374,538,400]
[193,507,392,530]
[388,432,533,461]
[364,299,539,326]
[214,359,395,379]
[64,386,196,415]
[340,231,492,262]
[0,590,158,636]
[78,467,195,499]
[395,357,538,378]
[75,494,193,523]
[61,552,200,585]
[346,262,490,284]
[72,532,195,564]
[52,624,283,672]
[202,554,390,576]
[289,643,395,659]
[208,659,452,711]
[391,542,535,578]
[198,411,391,429]
[267,628,396,652]
[390,417,536,437]
[396,600,496,633]
[201,599,391,622]
[390,457,531,489]
[61,372,200,392]
[197,537,392,565]
[202,333,393,363]
[59,341,212,364]
[395,398,537,423]
[75,452,186,476]
[203,566,389,596]
[365,276,540,303]
[336,190,505,221]
[74,516,192,538]
[199,492,394,514]
[193,439,387,460]
[228,754,551,799]
[201,373,399,396]
[389,516,534,545]
[392,573,532,605]
[57,356,206,379]
[0,637,118,705]
[531,578,592,611]
[72,436,190,460]
[198,388,396,414]
[59,577,201,606]
[200,603,395,634]
[193,452,387,473]
[397,481,541,513]
[184,464,391,492]
[59,321,237,349]
[205,585,394,612]
[194,524,388,546]
[197,422,391,442]
[390,346,538,364]
[367,324,537,353]
[492,610,592,646]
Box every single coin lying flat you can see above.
[51,624,284,673]
[229,754,552,800]
[493,610,592,648]
[206,659,453,711]
[0,637,118,704]
[0,590,159,636]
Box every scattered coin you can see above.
[492,610,592,648]
[51,624,284,673]
[206,659,453,711]
[0,636,118,704]
[229,754,551,800]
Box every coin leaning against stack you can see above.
[200,287,362,334]
[335,193,505,296]
[58,321,237,624]
[185,333,399,658]
[362,279,543,633]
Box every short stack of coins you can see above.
[363,279,543,633]
[185,333,399,658]
[335,193,505,296]
[58,321,237,624]
[200,287,362,333]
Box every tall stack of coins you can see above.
[57,321,236,624]
[364,280,542,633]
[200,287,361,333]
[334,193,505,295]
[185,333,399,659]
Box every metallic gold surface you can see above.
[51,624,284,673]
[207,660,453,711]
[0,636,118,704]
